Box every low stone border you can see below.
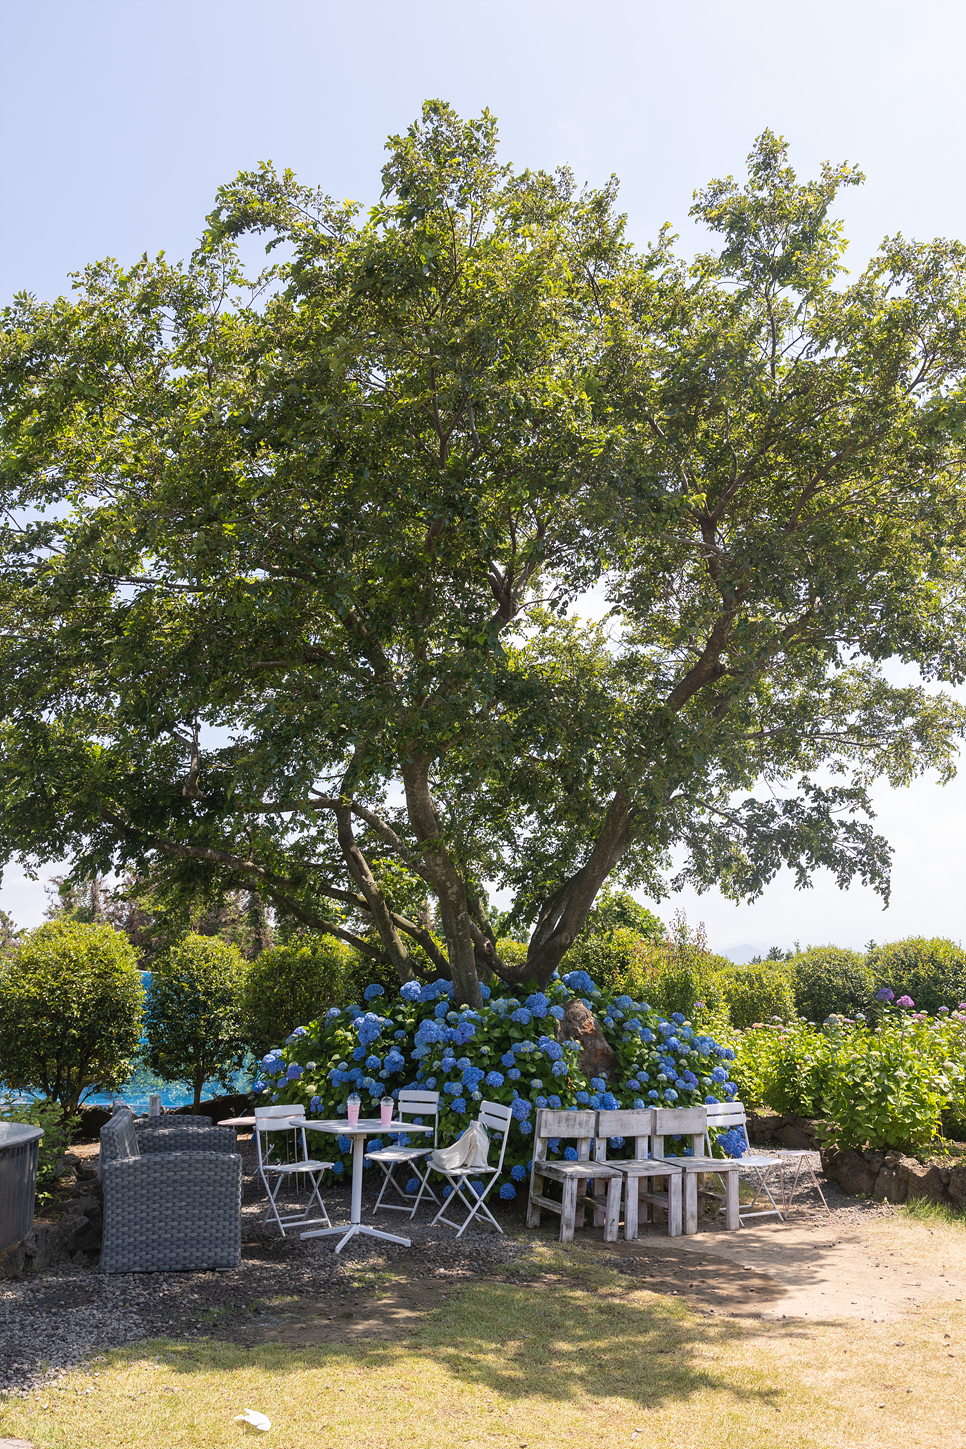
[821,1142,966,1207]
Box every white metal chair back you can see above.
[429,1099,513,1237]
[703,1100,750,1154]
[397,1089,441,1149]
[477,1099,513,1175]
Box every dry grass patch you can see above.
[1,1245,963,1449]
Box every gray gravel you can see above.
[0,1164,526,1398]
[0,1141,842,1398]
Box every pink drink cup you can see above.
[346,1094,361,1127]
[380,1097,394,1128]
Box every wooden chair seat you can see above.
[540,1160,621,1180]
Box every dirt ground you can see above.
[59,1137,966,1347]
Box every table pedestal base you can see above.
[300,1221,411,1253]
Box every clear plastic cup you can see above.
[380,1096,394,1128]
[346,1093,361,1127]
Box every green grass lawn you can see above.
[1,1225,963,1449]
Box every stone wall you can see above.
[821,1142,966,1208]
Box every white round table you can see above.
[297,1117,434,1253]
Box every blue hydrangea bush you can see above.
[254,969,738,1197]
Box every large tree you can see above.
[1,105,964,1008]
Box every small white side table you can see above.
[298,1118,433,1252]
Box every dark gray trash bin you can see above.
[0,1121,44,1253]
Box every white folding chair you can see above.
[367,1090,442,1218]
[429,1100,513,1238]
[703,1101,830,1219]
[702,1101,786,1224]
[254,1104,333,1237]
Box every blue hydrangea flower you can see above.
[444,1081,462,1095]
[331,1161,345,1175]
[405,1177,420,1194]
[576,1091,589,1104]
[510,1163,527,1181]
[600,1092,619,1110]
[590,1077,606,1091]
[485,1071,505,1087]
[665,1088,679,1101]
[499,1182,516,1200]
[400,980,422,1001]
[563,1145,579,1161]
[508,1068,521,1080]
[337,1134,351,1153]
[452,1097,467,1113]
[285,1063,302,1080]
[648,1090,659,1100]
[510,1008,533,1025]
[551,1060,569,1078]
[501,1052,516,1068]
[549,1004,565,1020]
[548,1095,562,1110]
[510,1098,532,1120]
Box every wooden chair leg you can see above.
[683,1172,698,1235]
[591,1176,606,1228]
[667,1174,682,1237]
[604,1176,621,1244]
[724,1170,740,1231]
[527,1171,543,1228]
[560,1178,579,1243]
[624,1175,638,1241]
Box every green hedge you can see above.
[789,946,873,1022]
[869,937,966,1014]
[709,962,796,1029]
[240,935,372,1055]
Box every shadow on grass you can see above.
[117,1261,782,1418]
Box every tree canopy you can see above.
[1,103,965,1007]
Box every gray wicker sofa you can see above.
[99,1108,242,1274]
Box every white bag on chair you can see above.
[430,1120,490,1172]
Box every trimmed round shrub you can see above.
[790,946,873,1022]
[0,919,143,1114]
[240,935,371,1055]
[143,934,247,1111]
[869,937,966,1015]
[712,962,795,1029]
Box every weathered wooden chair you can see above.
[526,1109,622,1243]
[594,1108,684,1238]
[651,1106,742,1233]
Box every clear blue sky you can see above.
[2,0,964,953]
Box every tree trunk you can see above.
[192,1067,204,1114]
[524,791,638,987]
[401,754,483,1008]
[335,802,416,983]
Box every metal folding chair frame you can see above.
[429,1100,513,1238]
[369,1090,442,1219]
[254,1107,333,1237]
